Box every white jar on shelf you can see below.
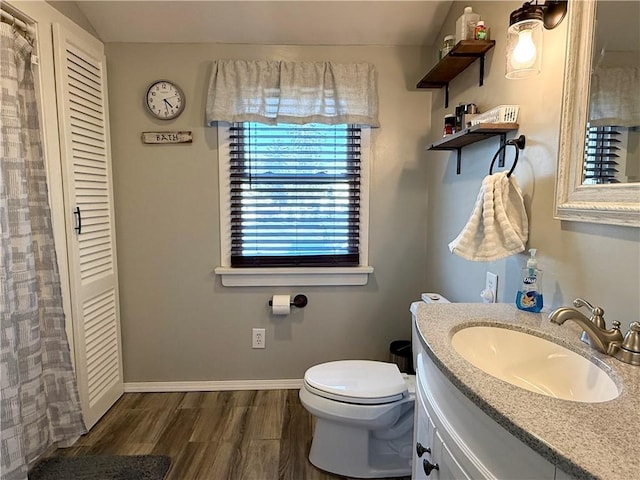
[439,35,456,60]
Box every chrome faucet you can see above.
[549,299,640,366]
[549,307,622,355]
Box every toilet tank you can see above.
[411,293,451,369]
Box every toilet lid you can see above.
[304,360,408,404]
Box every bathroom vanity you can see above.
[411,302,640,480]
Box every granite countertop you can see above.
[411,302,640,480]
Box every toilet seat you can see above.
[304,360,408,405]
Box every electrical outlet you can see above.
[252,328,266,349]
[486,272,498,303]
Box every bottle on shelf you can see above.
[456,6,481,42]
[474,21,488,40]
[443,114,456,136]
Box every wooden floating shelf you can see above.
[417,40,496,107]
[417,40,496,87]
[428,123,519,174]
[429,123,519,150]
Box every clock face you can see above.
[145,80,185,120]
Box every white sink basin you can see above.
[451,326,619,403]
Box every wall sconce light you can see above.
[506,1,568,79]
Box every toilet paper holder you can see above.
[269,294,308,308]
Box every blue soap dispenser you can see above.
[516,248,543,313]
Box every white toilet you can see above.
[299,293,450,478]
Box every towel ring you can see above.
[489,135,526,177]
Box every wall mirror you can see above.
[555,0,639,227]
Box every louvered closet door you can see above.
[52,23,123,429]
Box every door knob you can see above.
[423,459,440,476]
[416,442,431,457]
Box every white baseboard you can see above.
[124,379,304,393]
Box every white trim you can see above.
[124,379,304,393]
[214,265,373,286]
[358,127,371,266]
[215,122,374,287]
[218,123,232,265]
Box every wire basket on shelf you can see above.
[470,105,520,126]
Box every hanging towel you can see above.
[448,172,528,262]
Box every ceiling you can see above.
[65,1,453,46]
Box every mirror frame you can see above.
[555,0,639,227]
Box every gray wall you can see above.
[106,1,639,384]
[105,43,432,382]
[424,2,639,323]
[46,1,98,37]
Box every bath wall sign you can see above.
[141,131,193,144]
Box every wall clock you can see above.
[145,80,185,120]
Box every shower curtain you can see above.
[0,22,86,480]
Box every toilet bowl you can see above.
[299,293,450,478]
[299,360,415,478]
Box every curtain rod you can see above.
[1,7,36,37]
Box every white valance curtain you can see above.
[206,59,379,127]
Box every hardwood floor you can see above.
[52,390,410,480]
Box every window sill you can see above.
[214,266,374,287]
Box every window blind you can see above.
[229,123,361,267]
[583,125,623,184]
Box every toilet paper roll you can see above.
[271,295,291,315]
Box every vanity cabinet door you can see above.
[415,385,470,480]
[414,369,436,479]
[413,411,431,479]
[433,431,471,480]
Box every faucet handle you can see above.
[573,298,596,311]
[573,298,605,328]
[621,322,640,353]
[612,322,640,366]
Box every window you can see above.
[229,122,362,267]
[216,123,372,286]
[207,60,378,286]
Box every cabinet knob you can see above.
[416,442,431,457]
[423,459,440,476]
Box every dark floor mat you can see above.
[29,455,171,480]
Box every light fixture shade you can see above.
[506,19,544,79]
